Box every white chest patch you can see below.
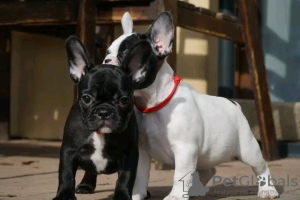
[90,132,108,173]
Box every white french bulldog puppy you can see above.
[103,12,279,200]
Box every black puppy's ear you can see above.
[146,12,174,57]
[65,36,92,83]
[122,41,158,89]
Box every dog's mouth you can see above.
[83,107,127,134]
[98,127,112,134]
[98,121,113,134]
[97,121,113,134]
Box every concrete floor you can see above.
[0,140,299,200]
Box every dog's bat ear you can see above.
[146,12,174,57]
[121,12,134,34]
[65,36,92,83]
[122,41,159,89]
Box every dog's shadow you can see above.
[132,184,283,200]
[204,184,284,199]
[89,184,284,199]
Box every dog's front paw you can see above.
[258,186,279,199]
[132,190,151,200]
[75,184,95,194]
[132,194,145,200]
[163,195,186,200]
[52,194,77,200]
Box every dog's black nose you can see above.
[104,59,111,64]
[97,109,111,119]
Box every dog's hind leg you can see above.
[76,172,97,194]
[198,168,216,186]
[238,129,279,199]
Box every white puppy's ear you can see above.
[147,12,174,57]
[122,41,159,89]
[65,36,92,83]
[121,12,133,34]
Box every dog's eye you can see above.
[82,95,92,104]
[119,96,130,105]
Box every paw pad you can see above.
[257,176,266,187]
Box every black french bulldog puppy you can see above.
[53,36,154,200]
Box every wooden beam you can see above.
[238,0,279,160]
[164,0,177,72]
[77,0,97,62]
[96,3,158,25]
[13,26,76,39]
[0,1,76,26]
[216,13,238,23]
[0,30,10,141]
[0,1,158,26]
[99,0,153,2]
[177,2,243,44]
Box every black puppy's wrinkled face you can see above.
[78,65,133,133]
[66,36,153,133]
[103,12,174,90]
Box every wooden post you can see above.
[0,30,10,141]
[238,0,279,160]
[74,0,96,101]
[76,0,96,61]
[234,3,254,99]
[234,45,254,99]
[164,0,177,73]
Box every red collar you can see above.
[133,74,181,113]
[96,131,101,135]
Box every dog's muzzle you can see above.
[94,107,112,120]
[103,55,119,66]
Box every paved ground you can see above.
[0,140,300,200]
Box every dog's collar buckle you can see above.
[133,73,181,113]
